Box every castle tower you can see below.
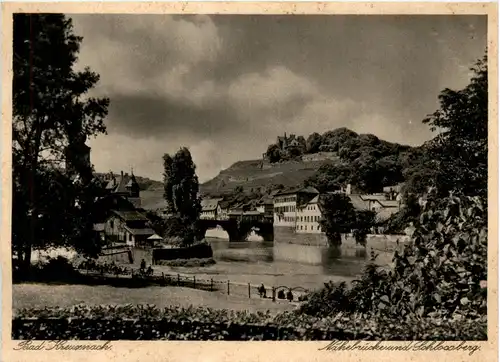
[125,168,140,198]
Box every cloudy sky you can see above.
[71,15,486,182]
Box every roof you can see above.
[377,200,400,208]
[111,210,149,222]
[347,195,370,210]
[360,194,388,201]
[105,172,139,194]
[275,186,319,196]
[308,195,319,204]
[129,197,142,209]
[123,226,155,236]
[148,233,163,240]
[201,198,223,211]
[297,194,320,209]
[259,196,273,205]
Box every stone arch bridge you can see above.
[197,218,274,242]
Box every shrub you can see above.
[12,304,487,340]
[300,189,487,323]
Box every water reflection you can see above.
[200,225,397,290]
[207,237,385,284]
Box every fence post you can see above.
[248,283,251,298]
[210,278,213,291]
[177,274,180,286]
[227,280,230,295]
[193,276,196,289]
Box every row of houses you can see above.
[200,183,403,234]
[92,169,403,246]
[273,184,403,234]
[200,196,274,222]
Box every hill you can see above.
[199,157,338,196]
[201,127,417,197]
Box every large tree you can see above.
[422,54,488,197]
[12,14,109,271]
[318,193,357,246]
[162,147,202,244]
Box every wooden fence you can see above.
[76,264,308,302]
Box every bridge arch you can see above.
[197,218,274,242]
[204,225,230,240]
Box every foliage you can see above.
[319,194,375,246]
[422,54,488,198]
[303,132,410,193]
[352,210,376,246]
[265,144,282,163]
[162,154,175,213]
[383,193,420,234]
[17,256,82,282]
[13,304,486,340]
[162,148,202,245]
[301,190,487,324]
[306,132,323,153]
[12,14,109,271]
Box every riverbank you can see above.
[13,283,296,314]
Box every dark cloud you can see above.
[108,93,239,138]
[70,14,487,181]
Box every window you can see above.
[110,220,114,229]
[317,225,320,230]
[300,225,303,230]
[129,234,133,241]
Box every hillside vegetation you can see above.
[201,127,419,197]
[199,158,337,196]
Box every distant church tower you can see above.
[126,169,140,198]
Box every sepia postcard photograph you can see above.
[1,2,498,362]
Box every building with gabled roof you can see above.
[200,198,224,220]
[101,209,155,247]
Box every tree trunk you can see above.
[22,125,42,274]
[23,164,35,273]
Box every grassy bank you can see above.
[13,283,295,314]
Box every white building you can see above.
[273,187,319,231]
[273,191,297,227]
[296,195,322,233]
[200,198,223,220]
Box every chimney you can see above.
[121,171,124,178]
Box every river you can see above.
[163,227,397,292]
[30,228,398,294]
